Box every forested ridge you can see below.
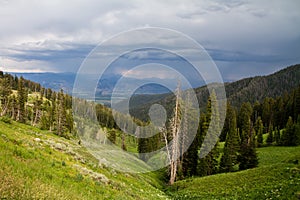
[129,64,300,121]
[194,64,300,109]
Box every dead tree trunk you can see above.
[169,81,181,185]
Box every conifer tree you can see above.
[40,101,51,130]
[281,116,296,146]
[179,90,198,178]
[49,91,57,131]
[181,97,200,177]
[274,97,285,129]
[266,123,274,145]
[256,117,264,147]
[295,115,300,145]
[274,127,281,145]
[294,87,300,120]
[238,102,253,142]
[137,127,149,161]
[9,94,17,120]
[56,89,67,136]
[238,139,258,170]
[220,105,240,172]
[198,90,220,176]
[238,102,258,170]
[253,101,262,124]
[0,77,12,116]
[182,134,199,177]
[16,77,27,123]
[197,113,209,176]
[262,98,271,128]
[65,110,74,134]
[32,95,42,126]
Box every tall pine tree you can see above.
[198,89,220,176]
[238,102,258,170]
[0,77,12,116]
[220,104,240,172]
[274,127,281,145]
[281,116,296,146]
[295,115,300,145]
[56,89,67,136]
[16,77,27,123]
[266,123,274,145]
[256,117,264,147]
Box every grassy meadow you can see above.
[167,146,300,199]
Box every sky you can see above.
[0,0,300,81]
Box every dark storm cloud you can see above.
[0,0,299,80]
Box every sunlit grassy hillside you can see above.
[1,118,299,200]
[0,120,168,200]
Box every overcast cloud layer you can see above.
[0,0,300,81]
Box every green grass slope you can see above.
[0,120,169,200]
[1,119,300,199]
[167,146,300,200]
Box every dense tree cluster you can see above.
[176,91,258,180]
[137,84,300,184]
[250,85,300,146]
[0,72,74,139]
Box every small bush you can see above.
[74,173,84,182]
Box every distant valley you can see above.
[11,64,300,110]
[11,72,177,104]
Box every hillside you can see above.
[226,64,300,107]
[167,146,300,199]
[0,120,168,200]
[1,119,299,199]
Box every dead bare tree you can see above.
[168,81,182,185]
